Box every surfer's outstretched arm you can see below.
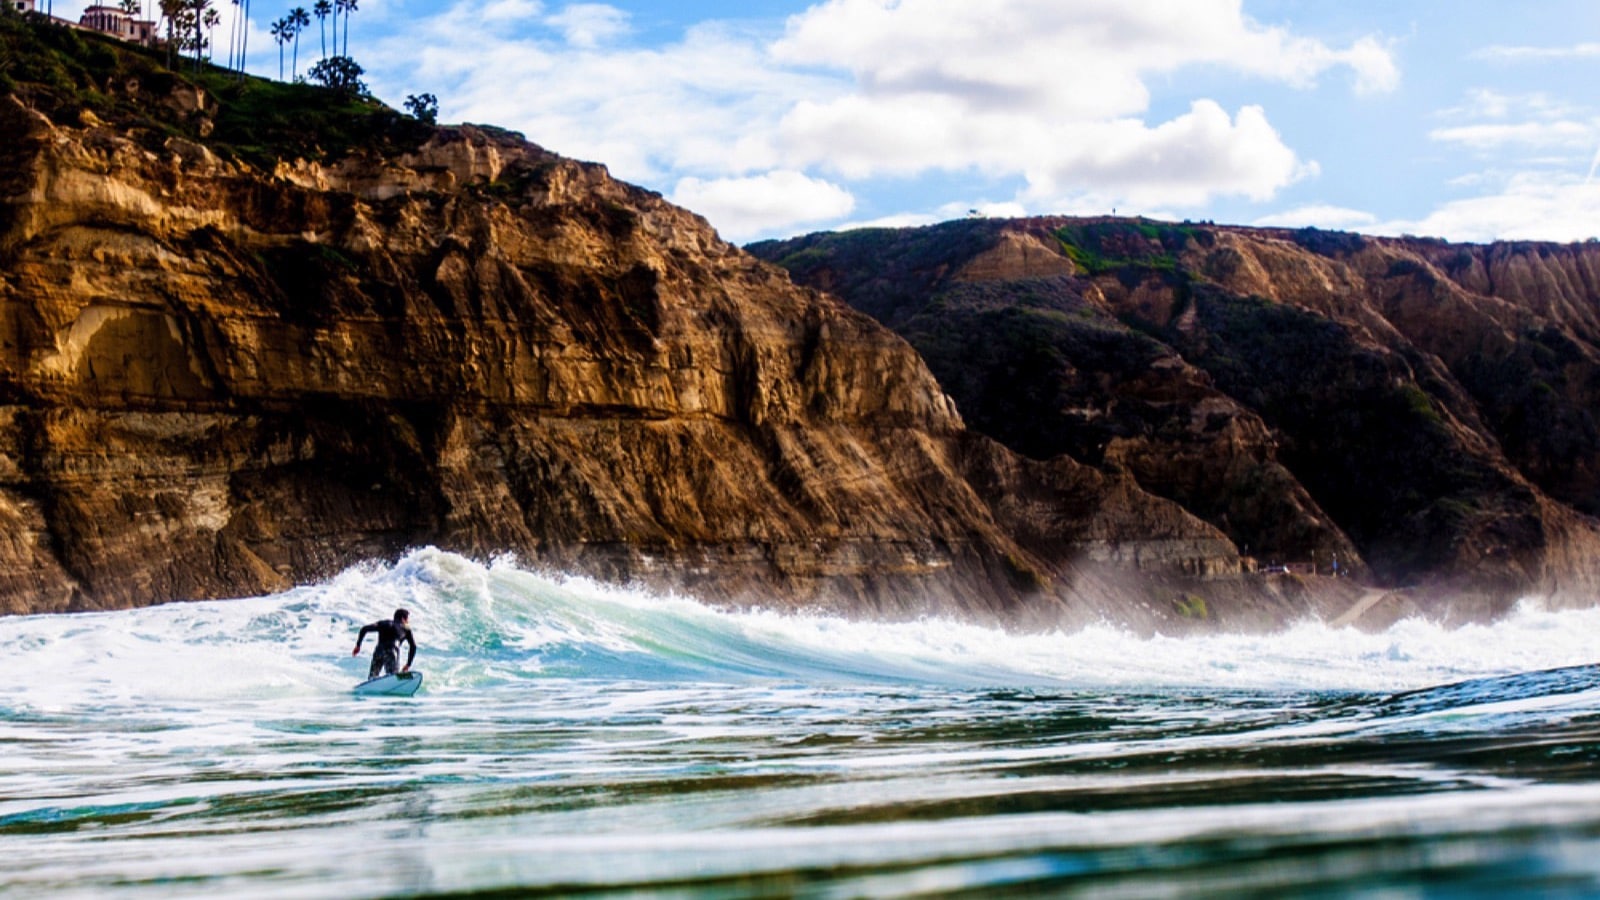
[401,629,416,671]
[353,622,376,656]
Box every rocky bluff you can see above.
[0,23,1255,628]
[751,219,1600,620]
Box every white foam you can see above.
[2,548,1597,711]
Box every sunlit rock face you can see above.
[0,91,1253,627]
[752,219,1600,615]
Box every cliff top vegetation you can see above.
[0,8,429,167]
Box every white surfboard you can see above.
[354,671,423,696]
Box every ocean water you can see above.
[3,549,1600,897]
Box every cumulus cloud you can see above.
[1020,102,1311,208]
[769,0,1382,209]
[670,171,855,240]
[774,0,1397,111]
[1378,174,1600,243]
[481,0,542,23]
[366,15,829,183]
[545,3,629,47]
[360,0,1395,238]
[775,94,1311,210]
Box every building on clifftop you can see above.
[77,4,157,45]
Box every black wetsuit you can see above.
[356,618,416,679]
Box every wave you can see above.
[1,548,1597,710]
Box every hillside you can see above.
[750,218,1600,607]
[0,14,1274,629]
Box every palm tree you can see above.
[188,0,198,69]
[225,0,237,69]
[313,0,331,61]
[158,0,184,67]
[270,16,288,80]
[338,0,356,57]
[236,0,250,80]
[288,6,310,79]
[191,0,214,72]
[203,5,220,62]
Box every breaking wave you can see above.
[1,547,1597,710]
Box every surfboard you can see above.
[354,671,423,696]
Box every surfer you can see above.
[353,608,416,679]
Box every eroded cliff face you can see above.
[752,219,1600,612]
[0,87,1254,627]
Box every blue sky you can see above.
[63,0,1600,244]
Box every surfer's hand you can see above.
[352,647,360,656]
[401,665,410,673]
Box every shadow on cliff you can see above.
[751,218,1600,620]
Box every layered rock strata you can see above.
[0,86,1249,627]
[752,219,1600,615]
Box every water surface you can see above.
[3,549,1600,896]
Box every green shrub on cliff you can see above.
[1053,221,1201,276]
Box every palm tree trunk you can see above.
[238,0,249,80]
[291,33,298,79]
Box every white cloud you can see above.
[1474,42,1600,62]
[545,3,629,47]
[1378,173,1600,243]
[1430,120,1596,150]
[834,212,942,232]
[670,171,855,240]
[1436,89,1579,121]
[773,0,1398,113]
[830,200,1029,235]
[767,0,1375,209]
[942,200,1030,220]
[481,0,542,22]
[1252,205,1378,230]
[1343,35,1401,95]
[776,96,1311,210]
[358,0,1394,238]
[1021,101,1311,208]
[366,15,831,183]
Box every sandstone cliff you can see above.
[0,19,1256,629]
[752,219,1600,615]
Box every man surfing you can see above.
[353,608,416,679]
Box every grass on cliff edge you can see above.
[0,11,429,167]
